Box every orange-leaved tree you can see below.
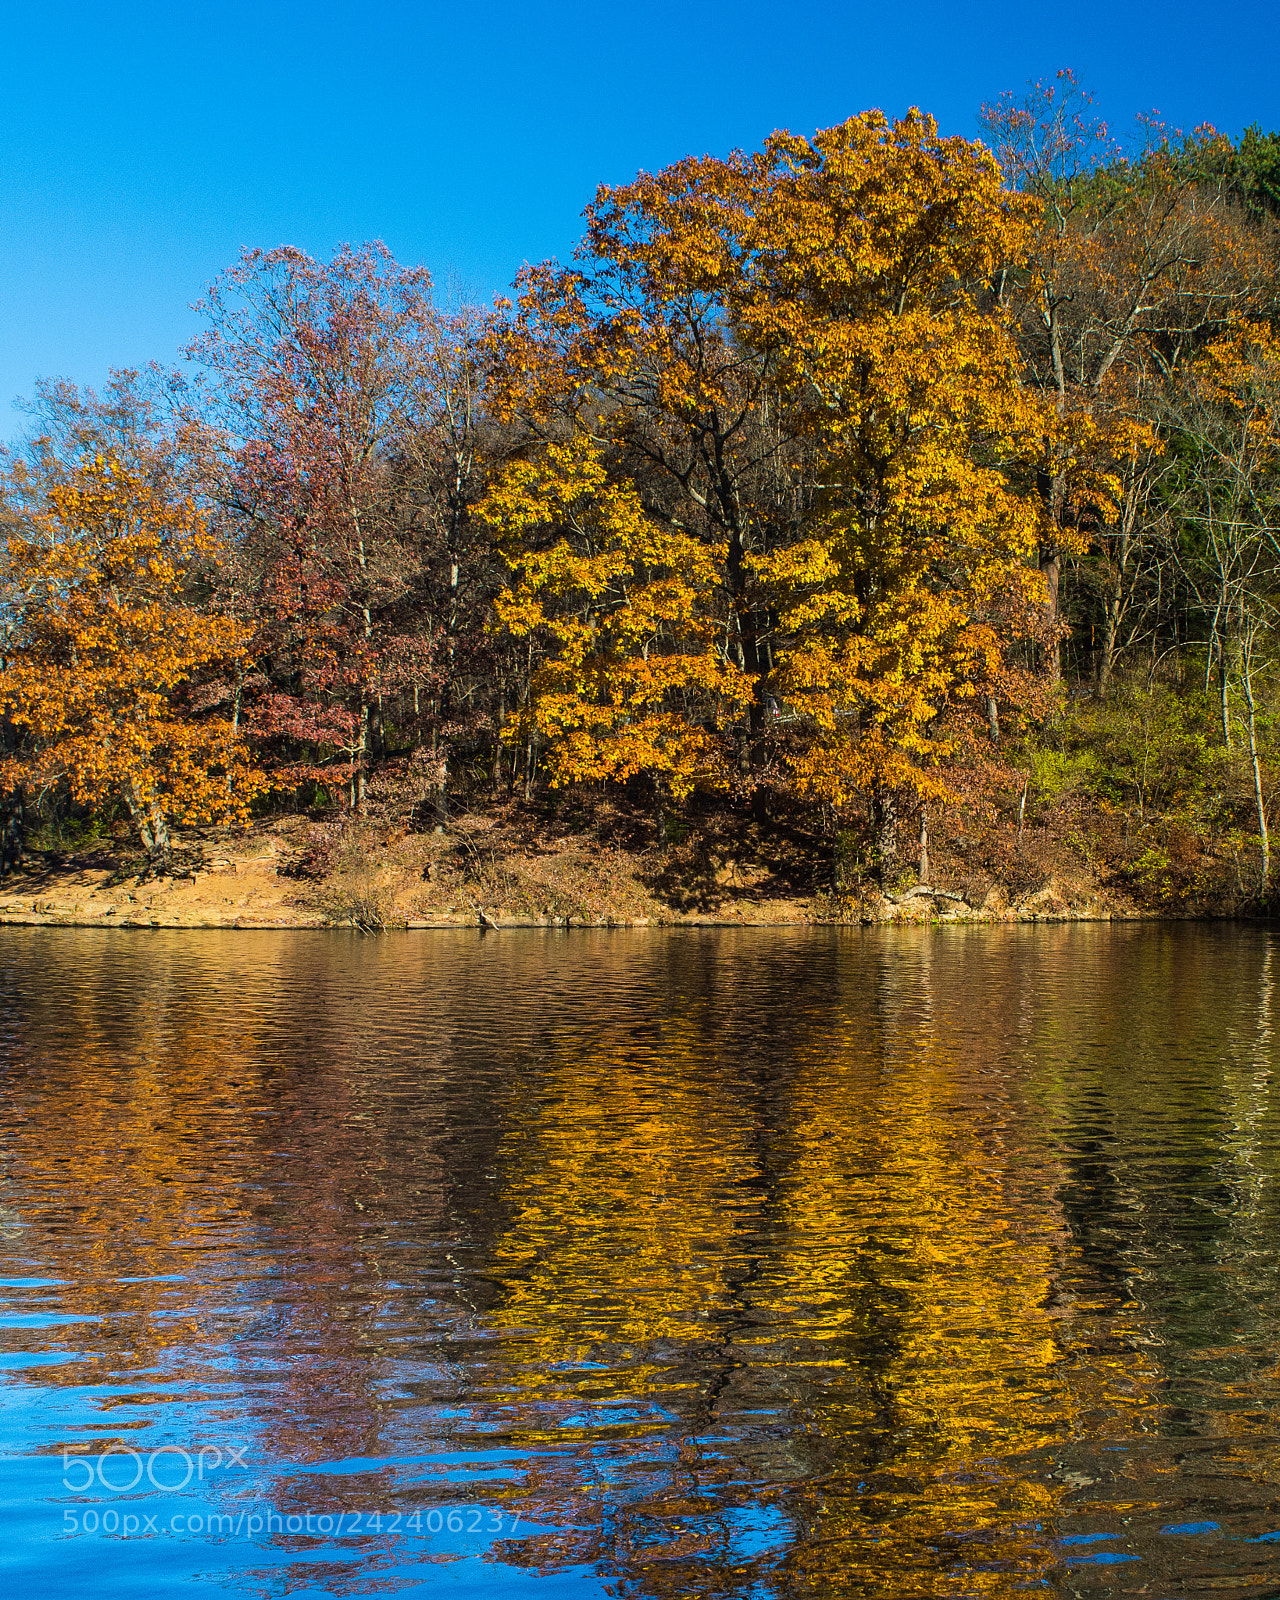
[0,455,259,853]
[481,438,753,797]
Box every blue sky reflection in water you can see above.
[1,925,1280,1595]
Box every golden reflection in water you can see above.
[0,934,444,1469]
[2,927,1280,1599]
[478,931,1237,1595]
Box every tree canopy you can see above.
[3,84,1280,886]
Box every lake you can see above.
[1,924,1278,1597]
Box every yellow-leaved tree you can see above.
[482,439,753,796]
[0,456,259,853]
[741,111,1049,872]
[492,111,1055,873]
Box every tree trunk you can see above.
[986,695,1000,744]
[0,787,24,877]
[355,698,369,808]
[356,575,373,804]
[435,754,449,821]
[524,733,537,802]
[127,784,170,856]
[150,809,171,856]
[918,803,929,885]
[1040,301,1066,685]
[725,526,768,762]
[1243,638,1269,897]
[1095,488,1138,699]
[444,559,459,716]
[873,788,898,885]
[1096,569,1123,698]
[1040,545,1062,681]
[492,686,506,795]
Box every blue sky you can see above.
[2,0,1277,438]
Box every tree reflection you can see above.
[2,927,1280,1597]
[473,931,1167,1594]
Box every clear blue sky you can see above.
[2,0,1277,438]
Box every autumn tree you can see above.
[1,367,197,505]
[491,147,812,778]
[481,438,753,796]
[1194,123,1280,222]
[491,112,1054,873]
[187,243,452,807]
[385,301,509,797]
[0,456,258,853]
[981,72,1274,690]
[735,111,1047,873]
[1166,324,1280,892]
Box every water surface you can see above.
[1,924,1278,1597]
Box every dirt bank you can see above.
[0,787,1194,930]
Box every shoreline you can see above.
[0,797,1257,933]
[0,904,1195,930]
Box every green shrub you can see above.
[1026,683,1228,825]
[662,813,691,846]
[1028,745,1106,806]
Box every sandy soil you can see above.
[0,794,1161,930]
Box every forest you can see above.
[3,72,1280,919]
